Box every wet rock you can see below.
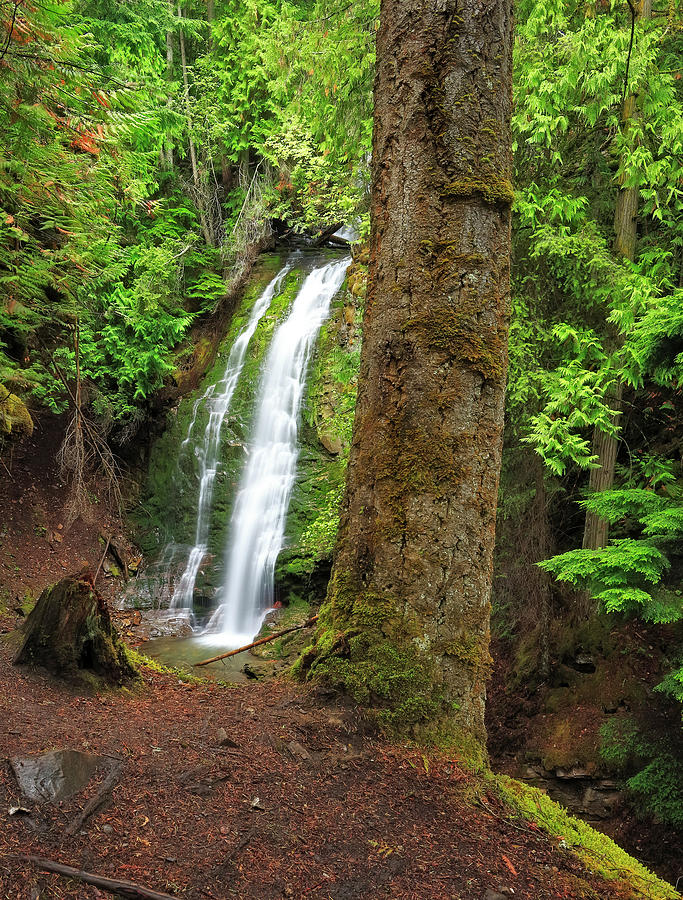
[10,750,103,804]
[555,766,593,779]
[242,663,269,679]
[567,653,596,673]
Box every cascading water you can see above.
[204,257,350,645]
[168,260,296,614]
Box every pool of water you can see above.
[141,634,251,682]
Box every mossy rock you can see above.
[0,388,33,437]
[14,574,138,685]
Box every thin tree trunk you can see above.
[178,3,213,246]
[582,0,650,551]
[164,0,174,169]
[533,453,552,680]
[582,381,624,550]
[298,0,513,760]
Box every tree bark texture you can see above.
[299,0,513,759]
[164,0,175,169]
[582,381,624,551]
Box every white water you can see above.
[205,257,350,645]
[169,261,295,613]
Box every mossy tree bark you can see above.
[14,573,137,684]
[581,0,651,554]
[297,0,513,760]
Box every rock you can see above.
[555,766,592,779]
[287,740,311,760]
[319,432,342,455]
[567,653,596,673]
[13,573,138,684]
[216,728,239,748]
[484,891,507,900]
[10,750,102,804]
[102,824,113,834]
[242,663,266,679]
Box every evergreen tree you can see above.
[298,0,514,758]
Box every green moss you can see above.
[442,175,514,206]
[495,776,678,898]
[294,570,487,768]
[126,648,206,684]
[0,388,33,436]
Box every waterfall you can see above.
[204,257,350,645]
[169,260,296,613]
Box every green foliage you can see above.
[540,483,683,694]
[600,718,683,828]
[503,0,683,732]
[0,0,217,439]
[0,0,372,446]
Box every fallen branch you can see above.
[12,854,176,900]
[194,615,319,667]
[93,537,111,586]
[65,760,124,835]
[312,222,343,247]
[215,825,257,874]
[325,234,351,248]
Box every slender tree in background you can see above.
[581,0,652,554]
[299,0,514,759]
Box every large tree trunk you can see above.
[14,574,137,684]
[582,0,650,551]
[298,0,513,761]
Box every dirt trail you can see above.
[0,620,659,900]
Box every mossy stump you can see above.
[13,574,137,684]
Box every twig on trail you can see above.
[93,536,111,585]
[193,615,319,667]
[65,760,124,835]
[0,454,14,482]
[214,826,258,876]
[10,854,176,900]
[474,797,530,834]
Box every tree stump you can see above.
[13,573,137,683]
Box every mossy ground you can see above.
[494,775,678,898]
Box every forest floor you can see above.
[0,623,672,900]
[0,419,679,899]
